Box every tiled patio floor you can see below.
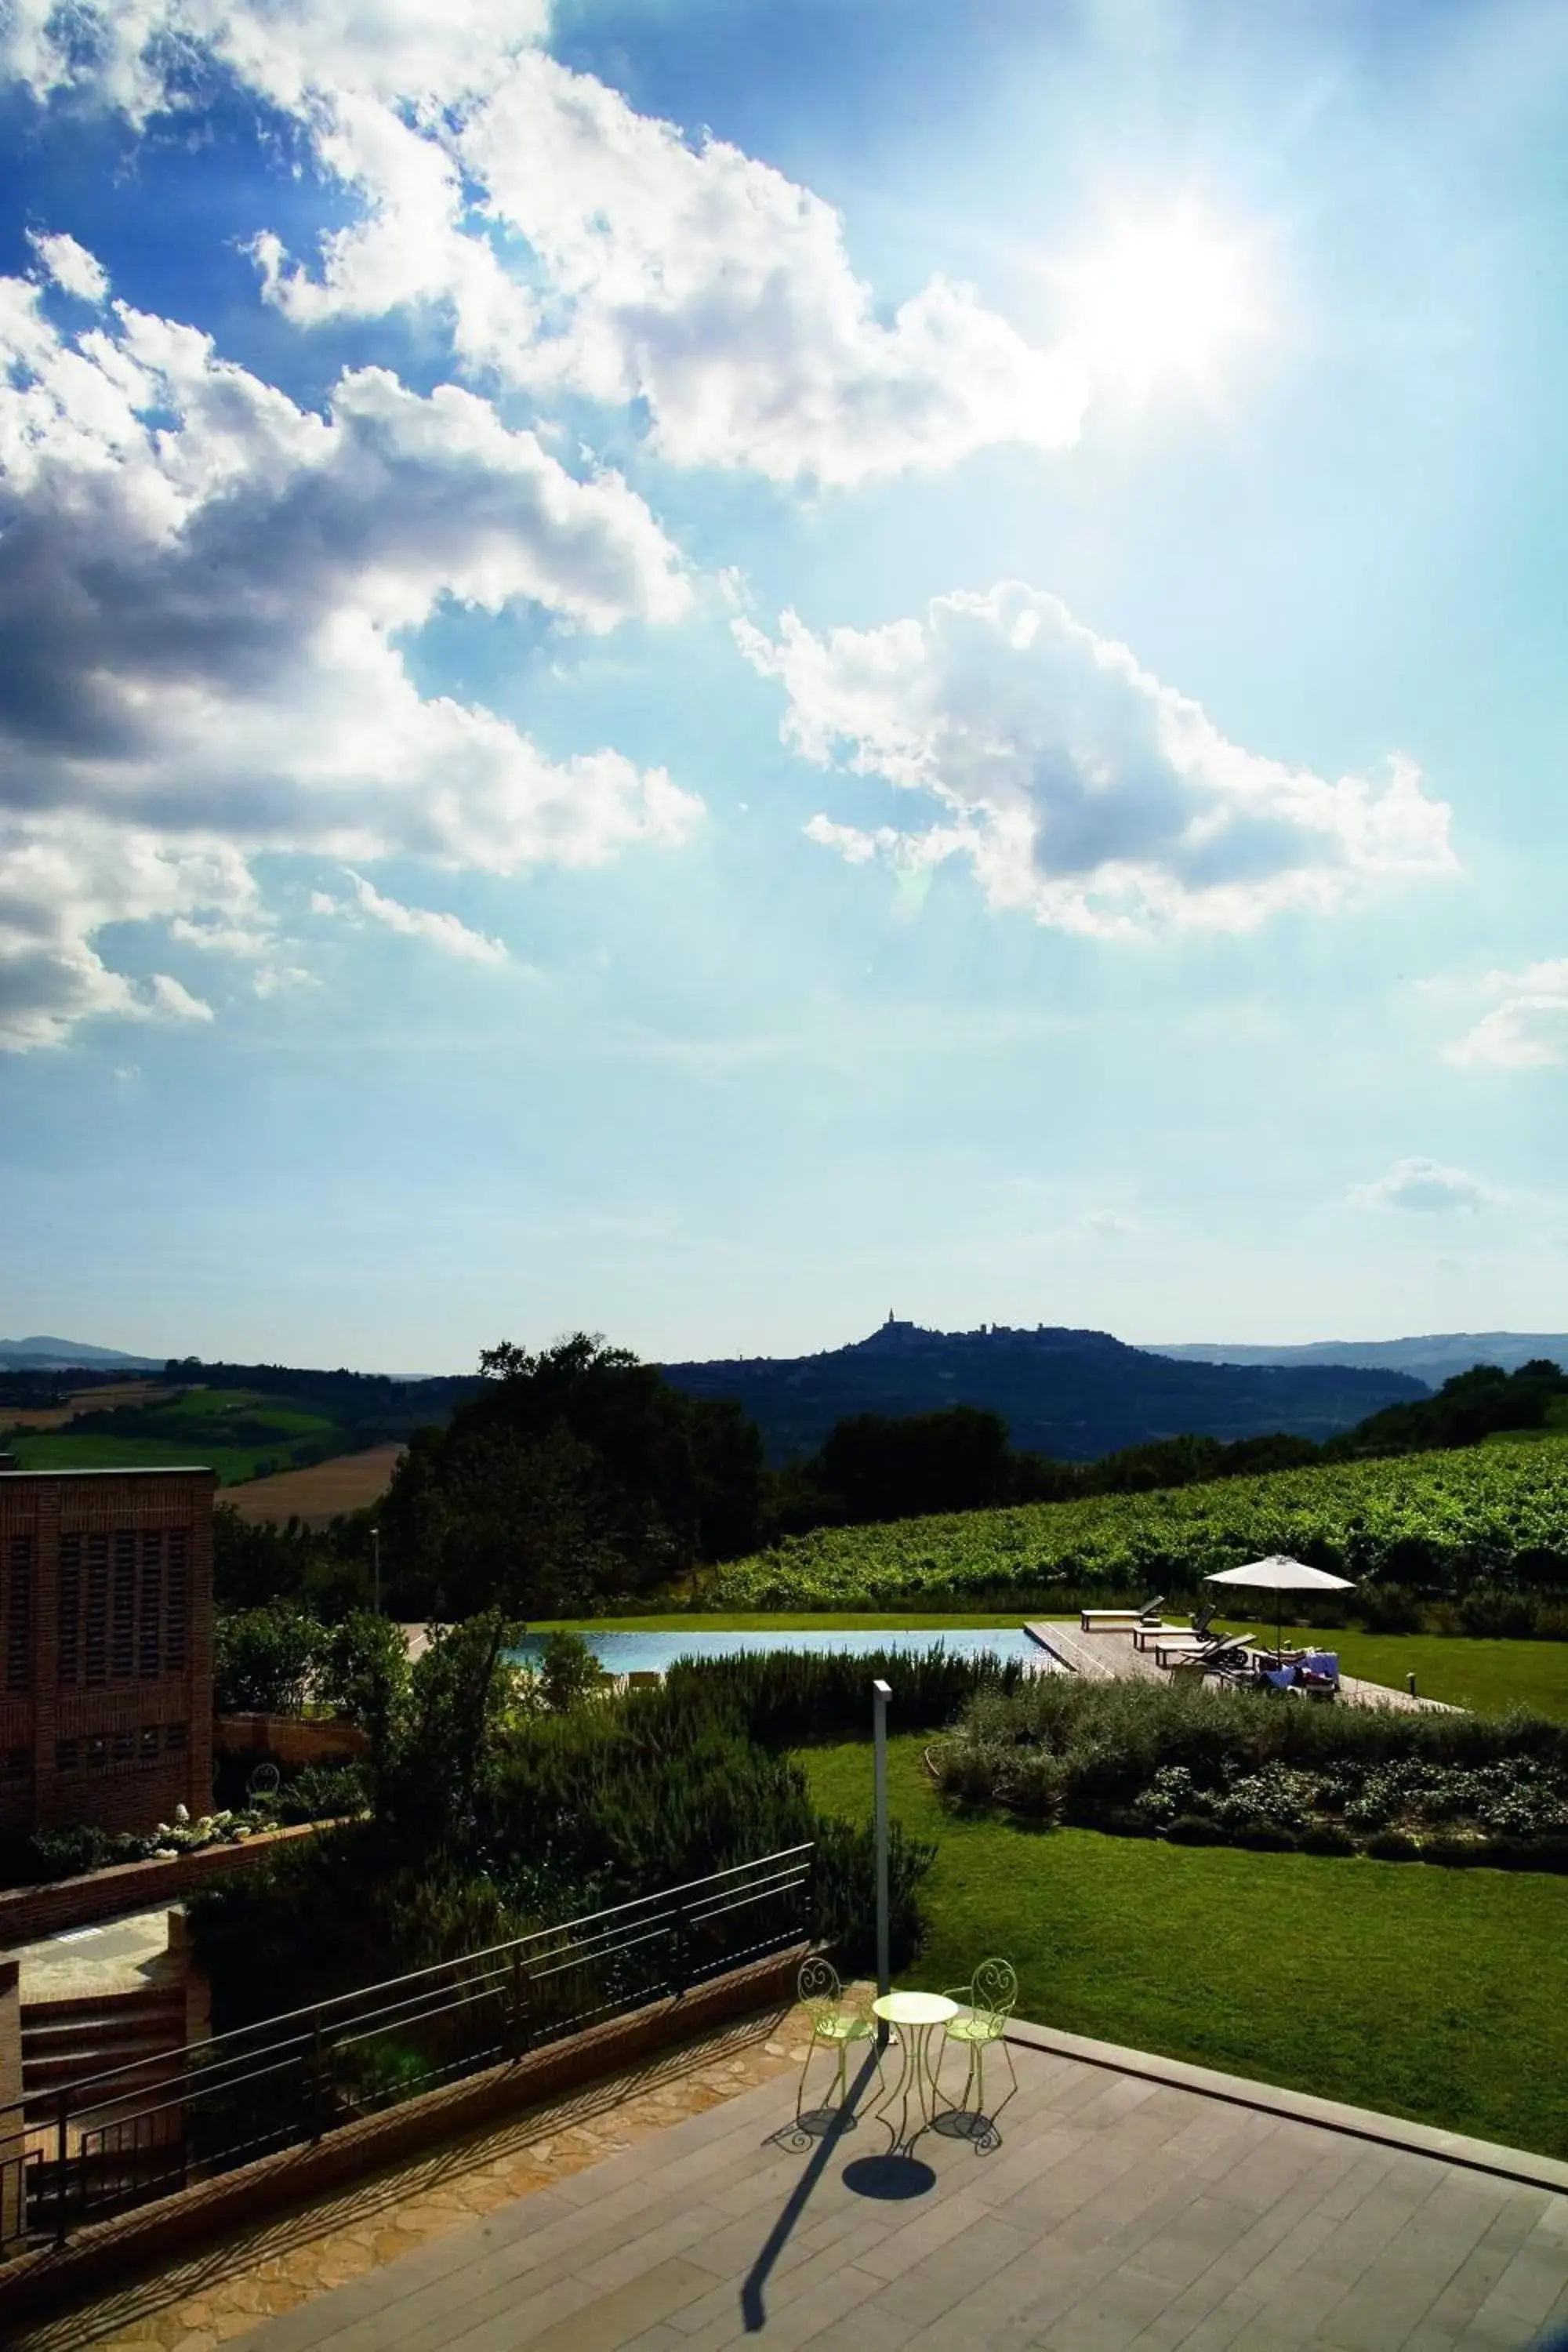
[222,2024,1568,2352]
[11,2005,818,2352]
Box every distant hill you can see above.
[662,1318,1427,1465]
[0,1336,162,1370]
[1152,1332,1568,1388]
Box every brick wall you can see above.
[0,1469,215,1838]
[0,1820,325,1950]
[214,1715,369,1766]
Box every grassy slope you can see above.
[801,1734,1568,2160]
[8,1433,278,1484]
[9,1385,343,1488]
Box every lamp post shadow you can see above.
[743,2045,934,2332]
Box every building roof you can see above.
[0,1465,216,1479]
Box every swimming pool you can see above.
[510,1628,1057,1675]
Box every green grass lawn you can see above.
[800,1734,1568,2160]
[8,1434,283,1485]
[1212,1623,1568,1719]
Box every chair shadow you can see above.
[927,2071,1019,2156]
[742,2045,887,2332]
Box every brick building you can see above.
[0,1469,216,1835]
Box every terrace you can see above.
[56,1998,1568,2352]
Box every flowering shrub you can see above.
[933,1676,1568,1863]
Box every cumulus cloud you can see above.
[1350,1158,1496,1214]
[4,5,1088,487]
[0,264,696,1047]
[1445,960,1568,1069]
[738,585,1456,932]
[27,230,109,303]
[0,814,234,1050]
[321,872,513,965]
[0,0,545,122]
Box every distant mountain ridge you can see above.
[662,1316,1427,1465]
[1153,1332,1568,1387]
[0,1336,162,1370]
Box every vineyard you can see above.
[703,1436,1568,1610]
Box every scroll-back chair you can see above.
[795,1955,873,2123]
[940,1956,1018,2122]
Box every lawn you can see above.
[6,1433,280,1484]
[800,1733,1568,2161]
[1213,1622,1568,1719]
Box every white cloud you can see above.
[1445,959,1568,1069]
[0,267,697,1047]
[0,814,232,1050]
[739,584,1457,933]
[1350,1158,1496,1214]
[0,1,545,121]
[27,230,109,303]
[5,7,1090,488]
[326,872,513,965]
[452,55,1089,483]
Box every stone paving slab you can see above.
[223,2028,1568,2352]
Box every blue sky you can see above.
[2,0,1566,1370]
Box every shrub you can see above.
[1298,1824,1356,1857]
[932,1674,1568,1865]
[216,1606,327,1715]
[1363,1830,1419,1862]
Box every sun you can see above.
[1063,207,1258,395]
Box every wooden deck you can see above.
[1025,1624,1455,1711]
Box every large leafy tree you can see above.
[379,1334,767,1615]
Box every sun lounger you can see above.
[1080,1595,1165,1633]
[1162,1635,1258,1675]
[1131,1618,1200,1650]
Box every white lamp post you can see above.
[872,1678,891,2041]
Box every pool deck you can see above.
[1025,1623,1454,1711]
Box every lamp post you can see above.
[872,1678,891,2043]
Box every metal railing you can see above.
[5,1843,815,2251]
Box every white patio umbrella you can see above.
[1203,1557,1356,1661]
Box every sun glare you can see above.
[1065,209,1257,395]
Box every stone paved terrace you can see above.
[1029,1624,1454,1711]
[221,2019,1568,2352]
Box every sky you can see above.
[2,0,1567,1372]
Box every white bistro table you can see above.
[871,1989,958,2149]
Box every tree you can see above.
[214,1606,325,1715]
[379,1334,768,1614]
[379,1610,524,1852]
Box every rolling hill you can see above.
[662,1317,1427,1464]
[1153,1332,1568,1386]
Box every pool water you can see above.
[510,1628,1055,1675]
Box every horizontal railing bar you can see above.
[51,1847,813,2110]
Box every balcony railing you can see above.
[5,1842,815,2252]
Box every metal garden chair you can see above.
[794,1955,875,2127]
[939,1958,1019,2129]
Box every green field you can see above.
[801,1734,1568,2159]
[702,1436,1568,1609]
[8,1386,343,1488]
